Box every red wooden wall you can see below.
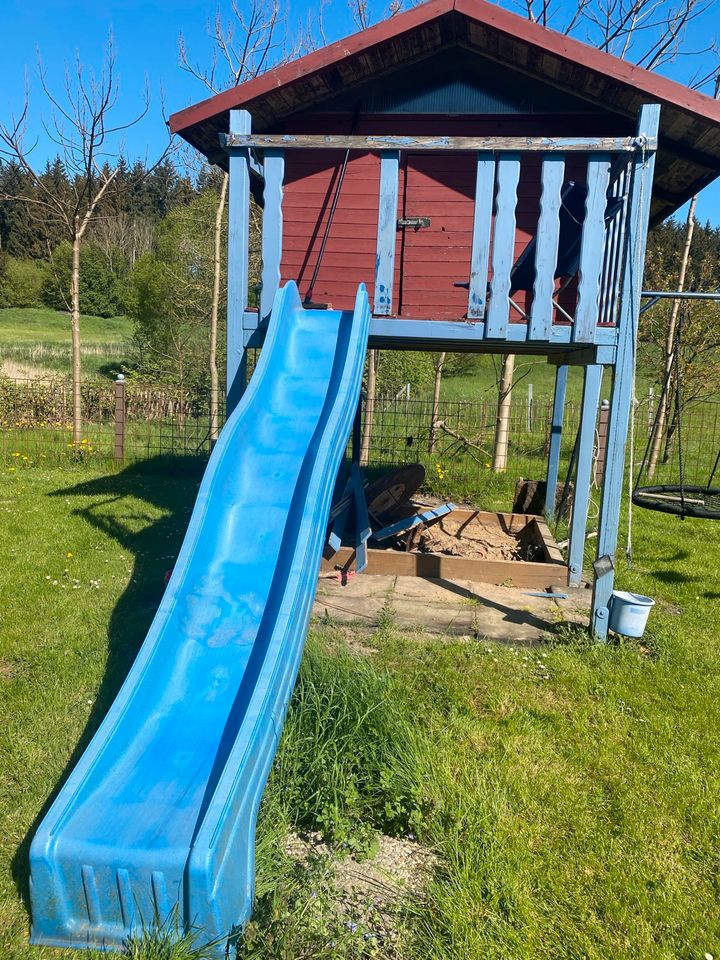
[279,114,616,320]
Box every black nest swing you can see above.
[632,308,720,520]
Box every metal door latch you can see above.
[397,217,431,230]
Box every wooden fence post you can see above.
[594,399,610,486]
[114,374,126,462]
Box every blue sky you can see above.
[1,0,719,225]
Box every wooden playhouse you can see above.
[169,0,720,637]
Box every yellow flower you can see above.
[8,467,16,472]
[66,552,73,559]
[81,438,88,445]
[12,452,20,457]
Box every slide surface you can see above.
[30,281,370,954]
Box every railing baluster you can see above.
[574,153,611,342]
[599,160,630,326]
[486,153,520,339]
[260,148,285,323]
[374,150,400,316]
[467,152,495,320]
[530,155,565,340]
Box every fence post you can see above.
[527,382,533,433]
[594,399,610,486]
[114,374,126,462]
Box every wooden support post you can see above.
[259,149,284,323]
[545,364,568,518]
[373,151,399,316]
[594,399,610,485]
[351,462,371,574]
[568,364,602,585]
[592,104,660,638]
[226,108,252,415]
[114,374,126,462]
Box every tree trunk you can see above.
[210,173,228,442]
[71,223,82,443]
[493,353,515,472]
[360,349,378,467]
[647,194,696,479]
[428,351,446,453]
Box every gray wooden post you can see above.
[545,364,568,518]
[594,399,610,486]
[114,374,126,462]
[226,108,252,415]
[568,364,602,586]
[260,149,285,323]
[591,104,660,638]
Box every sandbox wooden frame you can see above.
[322,509,569,589]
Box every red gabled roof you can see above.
[169,0,720,222]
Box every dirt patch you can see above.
[335,835,439,903]
[0,660,17,680]
[286,831,439,905]
[413,514,532,561]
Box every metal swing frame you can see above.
[633,292,720,520]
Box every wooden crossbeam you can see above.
[223,134,653,153]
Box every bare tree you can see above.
[428,352,446,453]
[492,355,516,472]
[89,211,155,269]
[518,0,715,74]
[646,195,696,478]
[179,0,281,439]
[0,36,168,441]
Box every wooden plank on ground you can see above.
[322,547,569,588]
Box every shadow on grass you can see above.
[652,569,698,585]
[11,455,204,912]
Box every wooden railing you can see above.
[223,120,657,353]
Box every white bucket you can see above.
[608,590,655,638]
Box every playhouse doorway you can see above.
[398,152,476,320]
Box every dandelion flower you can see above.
[66,552,73,559]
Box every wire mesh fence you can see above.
[632,396,720,489]
[360,394,582,502]
[1,376,719,504]
[0,378,225,463]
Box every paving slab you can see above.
[313,572,590,644]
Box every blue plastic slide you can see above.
[29,281,371,954]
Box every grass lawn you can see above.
[1,459,719,959]
[0,308,132,379]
